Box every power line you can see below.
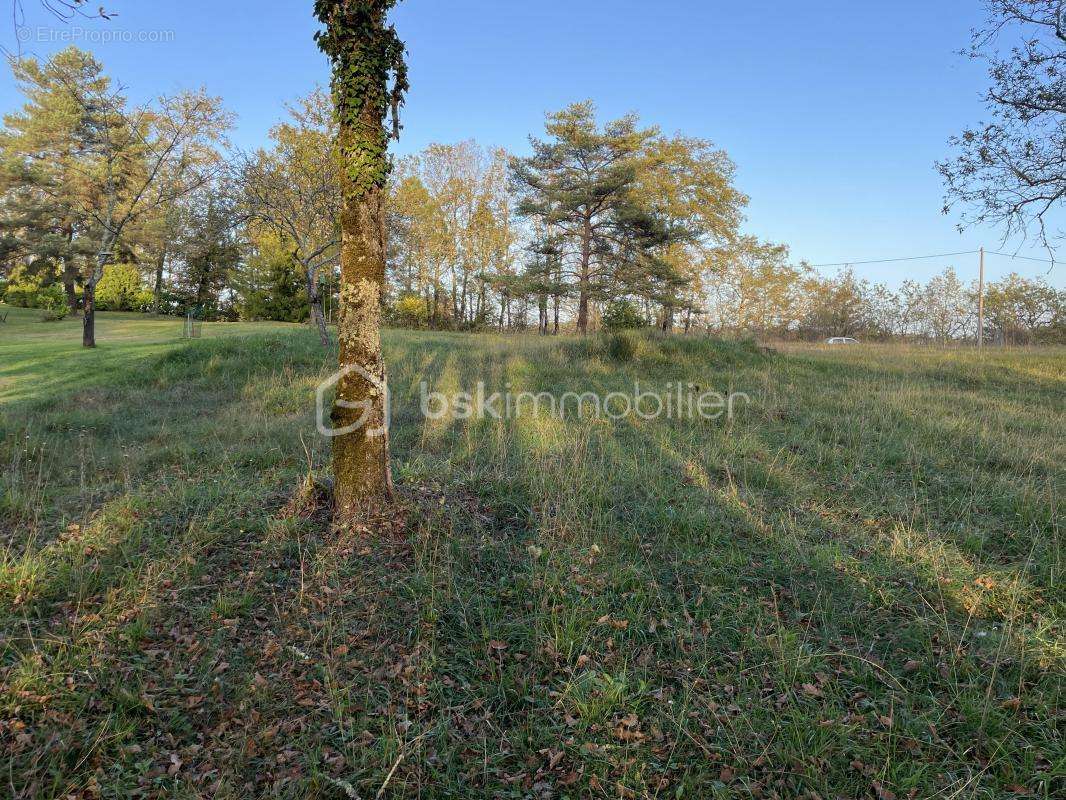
[808,248,1060,268]
[807,250,979,268]
[986,250,1057,265]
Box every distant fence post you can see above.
[977,247,985,350]
[182,309,203,339]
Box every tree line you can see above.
[2,46,1062,348]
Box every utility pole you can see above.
[977,247,985,350]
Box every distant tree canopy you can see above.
[382,101,748,337]
[388,141,514,330]
[939,0,1065,249]
[1,45,1061,346]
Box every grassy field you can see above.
[0,302,1062,799]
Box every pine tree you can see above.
[510,102,669,334]
[0,48,108,313]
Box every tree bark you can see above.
[62,258,79,315]
[459,269,468,323]
[576,216,592,335]
[318,0,403,517]
[332,183,393,515]
[576,292,590,335]
[84,241,113,348]
[82,278,96,348]
[153,246,167,315]
[450,275,459,324]
[662,304,674,333]
[305,264,331,348]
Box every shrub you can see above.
[389,292,430,328]
[606,329,641,362]
[4,281,39,308]
[602,300,647,331]
[3,270,48,307]
[3,265,68,308]
[36,286,68,321]
[96,263,154,312]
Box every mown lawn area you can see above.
[1,303,1062,798]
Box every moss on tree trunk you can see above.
[330,184,393,513]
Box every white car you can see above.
[825,337,859,345]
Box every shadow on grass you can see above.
[0,330,1059,798]
[377,336,1060,797]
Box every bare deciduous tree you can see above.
[238,89,340,348]
[58,78,230,346]
[939,0,1065,251]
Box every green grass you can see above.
[0,302,1062,799]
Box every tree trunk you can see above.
[319,0,403,517]
[576,217,592,335]
[332,181,393,515]
[84,242,113,348]
[459,270,468,324]
[153,246,167,315]
[553,295,560,335]
[82,279,96,348]
[450,275,459,324]
[576,291,590,335]
[62,258,79,315]
[662,304,674,333]
[305,264,331,348]
[476,284,486,325]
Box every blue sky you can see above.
[1,0,1060,287]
